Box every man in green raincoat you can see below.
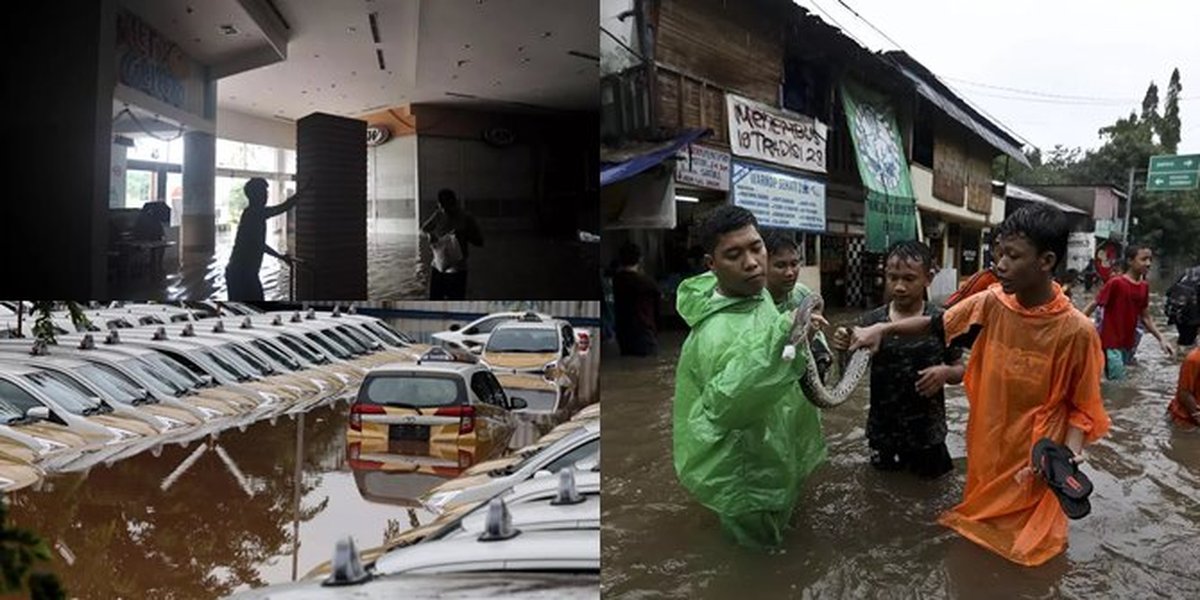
[674,205,827,548]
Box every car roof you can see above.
[366,361,479,376]
[0,361,43,376]
[0,353,90,369]
[228,572,598,599]
[492,319,567,332]
[373,528,598,575]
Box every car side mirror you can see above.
[26,406,50,420]
[510,397,528,410]
[449,324,462,332]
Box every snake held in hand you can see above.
[788,293,871,409]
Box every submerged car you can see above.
[420,419,600,514]
[480,314,584,386]
[347,349,523,463]
[431,311,553,353]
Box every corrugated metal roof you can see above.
[1001,182,1089,215]
[885,52,1030,167]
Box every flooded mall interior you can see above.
[6,0,599,300]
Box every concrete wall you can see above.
[411,104,595,237]
[2,0,116,297]
[417,135,536,231]
[216,109,296,149]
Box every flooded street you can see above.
[5,405,449,598]
[601,303,1200,599]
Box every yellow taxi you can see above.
[346,349,521,464]
[480,314,585,387]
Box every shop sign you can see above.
[367,125,391,146]
[730,161,825,232]
[674,144,730,191]
[726,94,827,173]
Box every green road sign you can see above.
[1147,153,1200,191]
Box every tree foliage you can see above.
[999,69,1200,267]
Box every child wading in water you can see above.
[1084,244,1175,379]
[1169,346,1200,429]
[833,240,964,478]
[850,204,1110,566]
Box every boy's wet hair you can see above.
[697,205,759,254]
[885,239,934,272]
[992,204,1069,271]
[762,228,799,255]
[1123,243,1151,267]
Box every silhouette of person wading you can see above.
[226,177,307,300]
[422,188,483,299]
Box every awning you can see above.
[600,128,711,187]
[885,53,1030,167]
[1002,182,1089,215]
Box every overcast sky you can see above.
[794,0,1200,155]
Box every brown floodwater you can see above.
[601,300,1200,599]
[4,406,446,599]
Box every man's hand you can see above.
[1160,339,1177,358]
[808,312,830,340]
[1014,465,1035,485]
[915,365,951,397]
[849,323,886,354]
[831,327,851,352]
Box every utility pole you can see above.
[1123,167,1137,243]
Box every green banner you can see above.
[841,81,918,252]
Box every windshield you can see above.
[503,387,559,412]
[121,358,188,396]
[363,321,405,347]
[221,343,275,376]
[251,339,301,371]
[486,328,559,353]
[507,432,598,475]
[336,325,381,351]
[323,327,366,354]
[196,349,250,382]
[78,363,142,404]
[304,332,351,359]
[278,334,328,364]
[146,354,207,389]
[0,380,42,422]
[361,375,464,408]
[23,371,102,415]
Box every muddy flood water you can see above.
[602,302,1200,599]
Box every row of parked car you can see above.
[0,301,437,491]
[230,310,601,597]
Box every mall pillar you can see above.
[294,113,367,299]
[182,131,217,259]
[2,0,116,297]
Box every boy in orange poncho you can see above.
[851,203,1110,566]
[1168,346,1200,428]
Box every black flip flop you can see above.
[1031,438,1093,520]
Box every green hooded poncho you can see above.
[673,271,827,547]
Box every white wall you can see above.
[216,108,296,149]
[368,134,419,236]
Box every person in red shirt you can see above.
[1168,346,1200,428]
[1084,244,1175,379]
